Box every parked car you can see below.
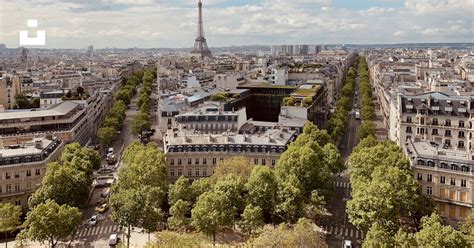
[89,215,98,226]
[343,240,352,248]
[355,111,360,120]
[96,203,109,213]
[109,234,120,247]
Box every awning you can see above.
[444,107,452,112]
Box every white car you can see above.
[343,240,352,248]
[109,234,120,246]
[107,147,114,155]
[89,215,98,226]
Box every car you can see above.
[109,234,120,247]
[355,111,360,120]
[354,103,358,108]
[89,215,98,226]
[96,203,109,213]
[107,147,114,155]
[101,189,110,198]
[343,240,352,248]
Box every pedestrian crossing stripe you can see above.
[323,225,364,240]
[76,224,119,238]
[334,181,351,188]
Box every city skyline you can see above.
[0,0,472,49]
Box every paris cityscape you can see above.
[0,0,473,247]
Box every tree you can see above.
[97,126,117,148]
[239,204,264,235]
[61,143,101,173]
[362,223,395,247]
[191,191,234,244]
[147,231,207,248]
[0,203,21,248]
[246,166,277,220]
[76,86,85,96]
[168,199,191,231]
[110,188,144,248]
[141,206,163,241]
[307,190,326,220]
[191,178,212,203]
[102,116,121,130]
[132,111,151,135]
[214,174,246,218]
[249,218,327,247]
[275,174,305,223]
[18,200,81,248]
[322,143,344,174]
[415,213,468,247]
[211,156,253,184]
[460,212,474,246]
[15,93,32,109]
[29,162,91,208]
[168,176,193,206]
[357,121,376,140]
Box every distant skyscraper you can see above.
[191,0,212,58]
[19,47,28,69]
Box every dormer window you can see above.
[446,100,452,105]
[460,101,465,106]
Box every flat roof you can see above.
[409,140,472,164]
[0,101,80,121]
[0,138,54,158]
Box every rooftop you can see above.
[406,139,473,165]
[0,101,81,121]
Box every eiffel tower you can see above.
[191,0,212,58]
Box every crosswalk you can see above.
[334,181,351,189]
[323,225,364,240]
[76,223,120,238]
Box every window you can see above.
[445,119,451,126]
[27,181,32,189]
[15,200,21,206]
[203,158,207,164]
[203,169,207,177]
[459,131,465,138]
[461,179,467,187]
[445,139,451,147]
[170,159,174,165]
[178,159,182,165]
[212,158,216,164]
[427,186,432,195]
[427,174,432,182]
[35,169,40,175]
[417,173,422,180]
[272,160,276,166]
[5,172,10,179]
[432,118,438,125]
[458,141,465,149]
[170,169,175,177]
[450,178,456,186]
[6,184,11,193]
[459,121,465,128]
[254,159,258,165]
[406,126,412,133]
[440,176,445,184]
[188,158,192,165]
[420,118,425,125]
[406,116,412,123]
[188,169,192,177]
[432,129,438,135]
[195,169,200,177]
[262,159,266,165]
[195,158,199,165]
[26,170,31,177]
[14,183,20,192]
[445,130,451,137]
[177,169,182,176]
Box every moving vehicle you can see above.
[107,147,114,155]
[355,111,360,120]
[106,154,116,165]
[343,240,352,248]
[109,234,120,247]
[89,215,98,226]
[96,203,109,213]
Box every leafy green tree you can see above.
[357,121,376,140]
[116,89,133,105]
[147,231,207,248]
[249,218,327,247]
[15,93,32,109]
[239,204,264,235]
[0,203,21,248]
[191,191,234,244]
[141,206,163,241]
[460,212,474,246]
[97,126,117,148]
[132,111,151,135]
[61,143,101,173]
[191,178,212,203]
[214,174,246,218]
[110,188,144,248]
[362,223,395,247]
[168,176,193,206]
[29,162,91,208]
[394,228,416,247]
[168,199,191,231]
[275,174,305,223]
[211,156,253,184]
[307,190,326,220]
[322,143,344,174]
[246,166,277,220]
[18,200,81,248]
[415,213,469,247]
[102,116,121,130]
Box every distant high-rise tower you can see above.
[191,0,212,58]
[19,47,28,70]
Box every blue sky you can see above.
[0,0,472,48]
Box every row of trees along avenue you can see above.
[0,143,101,248]
[347,136,474,247]
[131,70,155,135]
[97,70,145,149]
[356,57,377,140]
[109,123,344,247]
[327,56,358,144]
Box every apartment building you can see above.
[174,102,247,134]
[0,74,21,109]
[395,92,473,151]
[0,137,63,210]
[163,128,297,182]
[405,138,473,220]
